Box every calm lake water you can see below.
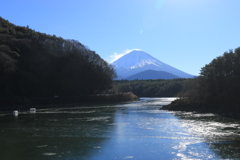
[1,98,240,160]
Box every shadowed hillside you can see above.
[0,17,116,106]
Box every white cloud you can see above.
[110,52,126,63]
[110,49,143,63]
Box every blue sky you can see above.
[1,0,240,75]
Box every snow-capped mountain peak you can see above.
[111,50,162,69]
[110,50,194,80]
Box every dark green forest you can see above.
[163,48,240,115]
[0,17,116,106]
[114,79,191,97]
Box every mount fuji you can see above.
[110,50,195,80]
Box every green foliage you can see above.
[198,48,240,106]
[114,79,191,97]
[0,17,116,99]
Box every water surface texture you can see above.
[0,98,240,159]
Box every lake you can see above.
[0,98,240,159]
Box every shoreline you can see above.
[0,93,139,111]
[161,99,240,120]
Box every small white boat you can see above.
[30,108,36,113]
[13,110,18,116]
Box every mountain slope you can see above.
[126,70,180,80]
[110,50,194,79]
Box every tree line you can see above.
[192,47,240,107]
[114,79,191,97]
[0,17,116,104]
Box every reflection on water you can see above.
[173,111,240,159]
[0,98,240,159]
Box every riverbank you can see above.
[161,98,240,119]
[0,92,139,111]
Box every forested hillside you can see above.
[0,17,116,103]
[114,79,191,97]
[163,48,240,115]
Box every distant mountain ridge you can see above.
[126,70,180,80]
[110,50,194,80]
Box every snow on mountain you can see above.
[110,50,195,79]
